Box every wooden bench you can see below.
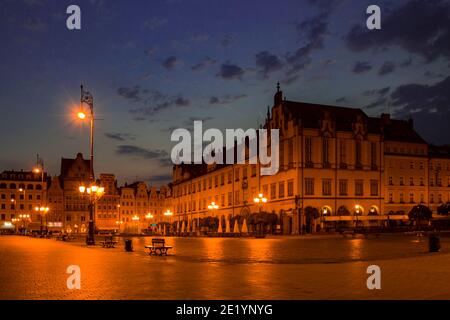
[145,238,173,256]
[100,236,118,248]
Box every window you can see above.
[339,179,348,196]
[305,137,312,166]
[270,183,277,199]
[420,194,424,203]
[227,172,232,184]
[220,173,224,185]
[209,177,212,189]
[235,191,240,205]
[305,178,314,196]
[339,140,346,167]
[438,194,442,203]
[322,137,329,167]
[400,193,404,203]
[399,177,404,186]
[370,180,378,196]
[214,175,218,187]
[288,139,294,167]
[389,193,393,203]
[389,176,393,185]
[371,142,377,169]
[228,192,232,206]
[409,177,414,186]
[355,180,364,196]
[322,179,332,196]
[251,165,257,177]
[263,184,268,196]
[409,193,414,203]
[278,182,285,198]
[243,167,248,179]
[430,194,434,203]
[355,139,362,168]
[235,168,240,181]
[287,180,294,197]
[410,162,414,169]
[221,194,225,206]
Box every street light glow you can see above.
[77,111,86,119]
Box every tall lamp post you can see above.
[164,209,173,234]
[253,193,267,234]
[79,185,104,244]
[35,206,49,235]
[77,85,96,245]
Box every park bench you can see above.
[99,236,118,248]
[145,238,173,256]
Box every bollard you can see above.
[124,239,133,252]
[429,233,441,252]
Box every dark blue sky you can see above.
[0,0,449,185]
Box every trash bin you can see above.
[124,239,133,252]
[429,233,441,252]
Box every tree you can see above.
[408,205,432,227]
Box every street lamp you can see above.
[164,209,173,234]
[77,84,96,245]
[79,184,104,244]
[207,201,219,213]
[253,193,267,234]
[35,206,49,235]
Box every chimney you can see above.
[381,113,391,125]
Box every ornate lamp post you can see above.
[131,215,140,235]
[79,185,104,245]
[35,206,49,235]
[253,193,267,234]
[77,85,96,245]
[164,209,173,234]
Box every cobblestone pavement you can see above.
[0,235,449,299]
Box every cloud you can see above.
[365,97,387,109]
[352,61,372,74]
[209,94,247,105]
[281,75,300,85]
[346,0,450,62]
[191,57,217,71]
[363,87,391,97]
[116,145,169,166]
[335,96,347,103]
[378,61,396,76]
[255,51,284,78]
[285,10,330,76]
[143,17,168,30]
[139,72,152,81]
[216,63,245,80]
[390,76,450,116]
[117,86,143,102]
[162,56,181,70]
[221,34,234,47]
[129,93,191,117]
[104,133,137,141]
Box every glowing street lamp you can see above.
[79,183,104,245]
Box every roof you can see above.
[429,145,450,159]
[382,119,427,144]
[282,100,381,134]
[60,153,91,178]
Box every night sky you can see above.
[0,0,449,186]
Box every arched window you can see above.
[0,183,6,189]
[10,183,16,189]
[36,184,42,190]
[27,184,34,190]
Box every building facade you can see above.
[0,170,48,232]
[170,86,450,235]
